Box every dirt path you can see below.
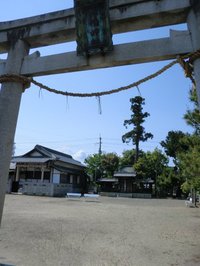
[0,195,199,266]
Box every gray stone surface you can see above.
[0,195,200,266]
[0,40,29,225]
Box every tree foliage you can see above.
[101,153,119,178]
[156,167,174,190]
[134,149,168,182]
[160,131,189,163]
[122,96,153,161]
[177,134,200,191]
[119,149,143,168]
[84,152,119,180]
[84,154,102,181]
[184,87,200,135]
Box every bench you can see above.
[66,193,82,199]
[66,193,99,201]
[84,194,100,201]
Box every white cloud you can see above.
[73,150,87,163]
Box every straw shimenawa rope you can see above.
[0,50,200,97]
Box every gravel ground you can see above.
[0,194,199,266]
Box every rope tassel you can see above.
[96,96,102,115]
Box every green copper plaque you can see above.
[74,0,113,56]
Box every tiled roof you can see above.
[114,166,136,177]
[12,145,85,168]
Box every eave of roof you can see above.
[11,158,51,164]
[114,173,136,177]
[53,165,84,174]
[98,178,118,182]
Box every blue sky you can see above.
[1,0,194,162]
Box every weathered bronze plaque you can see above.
[74,0,113,56]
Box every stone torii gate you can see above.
[0,0,200,224]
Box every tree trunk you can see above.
[135,141,139,162]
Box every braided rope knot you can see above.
[189,50,200,64]
[177,49,200,86]
[0,74,31,90]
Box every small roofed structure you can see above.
[97,178,118,192]
[98,166,154,198]
[114,166,154,197]
[114,166,136,193]
[8,145,88,197]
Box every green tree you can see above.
[134,149,168,180]
[156,167,173,193]
[157,166,186,197]
[122,96,153,161]
[119,149,142,167]
[177,134,200,193]
[184,87,200,135]
[160,131,191,196]
[134,149,168,196]
[84,154,102,181]
[85,152,119,180]
[101,153,119,178]
[160,131,189,164]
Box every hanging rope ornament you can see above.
[96,96,102,114]
[136,86,142,96]
[38,87,43,98]
[65,95,70,111]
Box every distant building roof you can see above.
[12,145,85,168]
[98,178,118,183]
[114,166,136,178]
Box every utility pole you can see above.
[98,135,102,156]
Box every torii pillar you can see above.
[187,0,200,108]
[0,39,29,225]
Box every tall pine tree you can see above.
[122,96,153,162]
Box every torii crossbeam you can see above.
[0,0,200,224]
